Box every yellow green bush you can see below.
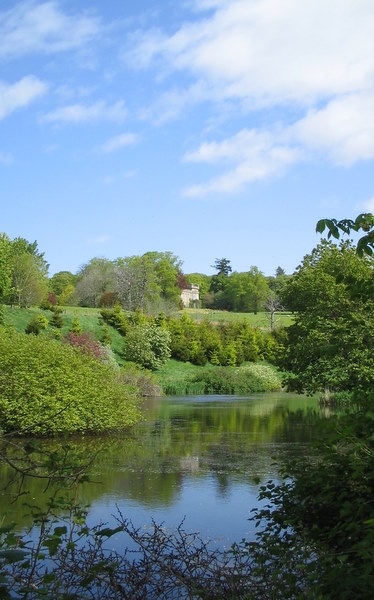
[0,328,141,435]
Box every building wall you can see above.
[181,284,200,308]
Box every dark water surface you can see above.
[1,393,328,548]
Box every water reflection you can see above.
[1,393,326,545]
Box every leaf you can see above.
[316,219,327,234]
[53,526,67,536]
[95,525,124,538]
[0,549,28,564]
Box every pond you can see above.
[1,392,329,550]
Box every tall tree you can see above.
[76,258,115,307]
[212,258,232,276]
[0,233,12,301]
[12,253,48,307]
[281,239,374,395]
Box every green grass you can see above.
[3,306,125,363]
[181,308,293,329]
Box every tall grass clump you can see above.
[191,364,282,395]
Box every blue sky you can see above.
[1,0,374,276]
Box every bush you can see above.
[63,331,103,360]
[0,328,141,435]
[123,324,171,370]
[49,311,64,329]
[69,315,82,334]
[100,305,129,335]
[25,313,49,335]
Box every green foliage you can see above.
[166,313,281,367]
[0,233,12,301]
[281,240,374,396]
[25,313,49,335]
[49,310,64,329]
[100,322,112,345]
[156,359,282,395]
[316,212,374,256]
[123,324,171,370]
[250,410,374,598]
[191,364,282,394]
[0,304,4,326]
[100,305,130,335]
[69,315,82,334]
[0,328,140,435]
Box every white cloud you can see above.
[43,100,127,124]
[96,132,140,154]
[0,1,100,59]
[291,92,374,165]
[128,0,374,106]
[125,0,374,194]
[183,128,298,196]
[0,75,47,120]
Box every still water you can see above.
[1,393,327,548]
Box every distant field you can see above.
[181,308,293,329]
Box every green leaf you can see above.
[0,549,28,564]
[316,219,327,234]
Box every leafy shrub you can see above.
[25,313,49,335]
[100,323,112,346]
[166,314,281,366]
[123,324,171,370]
[100,306,130,335]
[69,315,82,334]
[0,328,140,435]
[63,331,103,360]
[49,311,64,329]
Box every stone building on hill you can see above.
[180,284,200,308]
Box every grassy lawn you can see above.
[181,308,293,329]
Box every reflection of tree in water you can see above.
[0,394,325,529]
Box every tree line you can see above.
[0,231,290,316]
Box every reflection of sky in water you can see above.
[87,476,259,551]
[1,392,324,549]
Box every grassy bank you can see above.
[3,306,285,396]
[156,359,283,395]
[182,308,293,328]
[3,305,125,362]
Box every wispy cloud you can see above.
[128,0,374,106]
[86,234,110,245]
[0,1,100,60]
[43,100,127,124]
[183,129,298,197]
[96,132,140,154]
[125,0,374,194]
[0,75,47,120]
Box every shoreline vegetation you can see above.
[0,304,285,437]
